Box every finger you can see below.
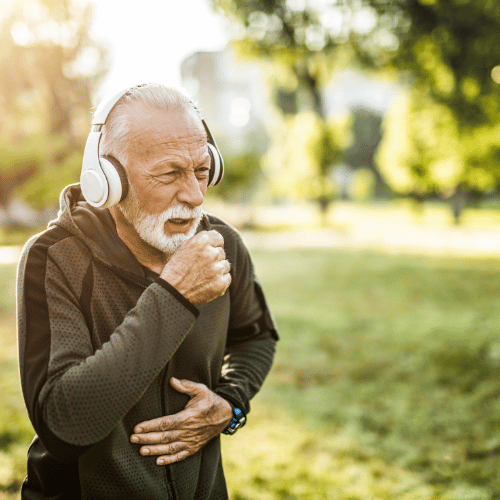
[222,271,232,287]
[208,246,225,261]
[207,230,224,247]
[157,450,192,466]
[170,377,205,397]
[130,430,182,445]
[207,245,222,261]
[139,442,185,457]
[215,259,231,274]
[134,410,190,433]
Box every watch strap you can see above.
[223,406,246,435]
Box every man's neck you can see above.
[109,206,169,274]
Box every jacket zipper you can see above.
[95,258,178,499]
[160,366,178,500]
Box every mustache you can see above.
[149,204,203,225]
[164,204,203,220]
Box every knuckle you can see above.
[186,414,198,427]
[198,233,209,245]
[204,248,217,262]
[210,246,220,260]
[211,230,224,244]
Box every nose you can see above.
[176,171,205,208]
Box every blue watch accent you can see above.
[223,407,246,435]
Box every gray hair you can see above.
[98,83,202,167]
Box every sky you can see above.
[84,0,229,101]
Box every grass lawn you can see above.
[2,247,500,499]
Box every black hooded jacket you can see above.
[17,184,278,499]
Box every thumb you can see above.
[170,377,201,397]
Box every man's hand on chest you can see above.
[129,377,232,465]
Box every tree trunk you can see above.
[317,196,332,227]
[449,186,467,225]
[300,66,326,119]
[0,163,39,208]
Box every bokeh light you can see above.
[491,65,500,83]
[229,97,251,127]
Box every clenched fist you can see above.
[160,230,231,305]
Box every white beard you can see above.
[117,186,203,254]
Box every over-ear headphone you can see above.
[80,86,224,208]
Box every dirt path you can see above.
[240,226,500,258]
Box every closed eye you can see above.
[196,164,210,179]
[153,171,178,184]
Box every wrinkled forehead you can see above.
[124,102,205,140]
[126,98,203,126]
[121,103,208,164]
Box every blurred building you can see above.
[181,47,398,128]
[181,50,270,155]
[181,47,400,198]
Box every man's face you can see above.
[117,104,210,254]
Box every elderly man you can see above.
[17,84,278,500]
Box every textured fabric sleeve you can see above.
[17,231,198,462]
[212,223,278,415]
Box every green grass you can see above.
[223,249,500,500]
[0,263,33,498]
[2,248,500,499]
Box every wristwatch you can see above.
[223,407,246,435]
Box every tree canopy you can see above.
[213,0,500,220]
[354,0,500,129]
[0,0,107,214]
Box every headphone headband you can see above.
[93,88,131,126]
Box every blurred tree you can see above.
[0,0,107,220]
[209,127,269,202]
[353,0,500,129]
[211,0,354,221]
[353,0,500,221]
[344,106,392,197]
[263,111,352,225]
[377,88,500,223]
[212,0,500,221]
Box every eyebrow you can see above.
[152,157,210,172]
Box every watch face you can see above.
[223,408,246,434]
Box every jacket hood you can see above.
[49,184,212,277]
[49,184,149,277]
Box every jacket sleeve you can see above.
[213,226,278,415]
[17,231,198,462]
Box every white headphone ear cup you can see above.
[207,143,223,187]
[99,157,123,208]
[81,168,107,206]
[81,130,109,207]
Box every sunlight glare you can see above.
[11,22,31,46]
[491,66,500,84]
[229,97,251,127]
